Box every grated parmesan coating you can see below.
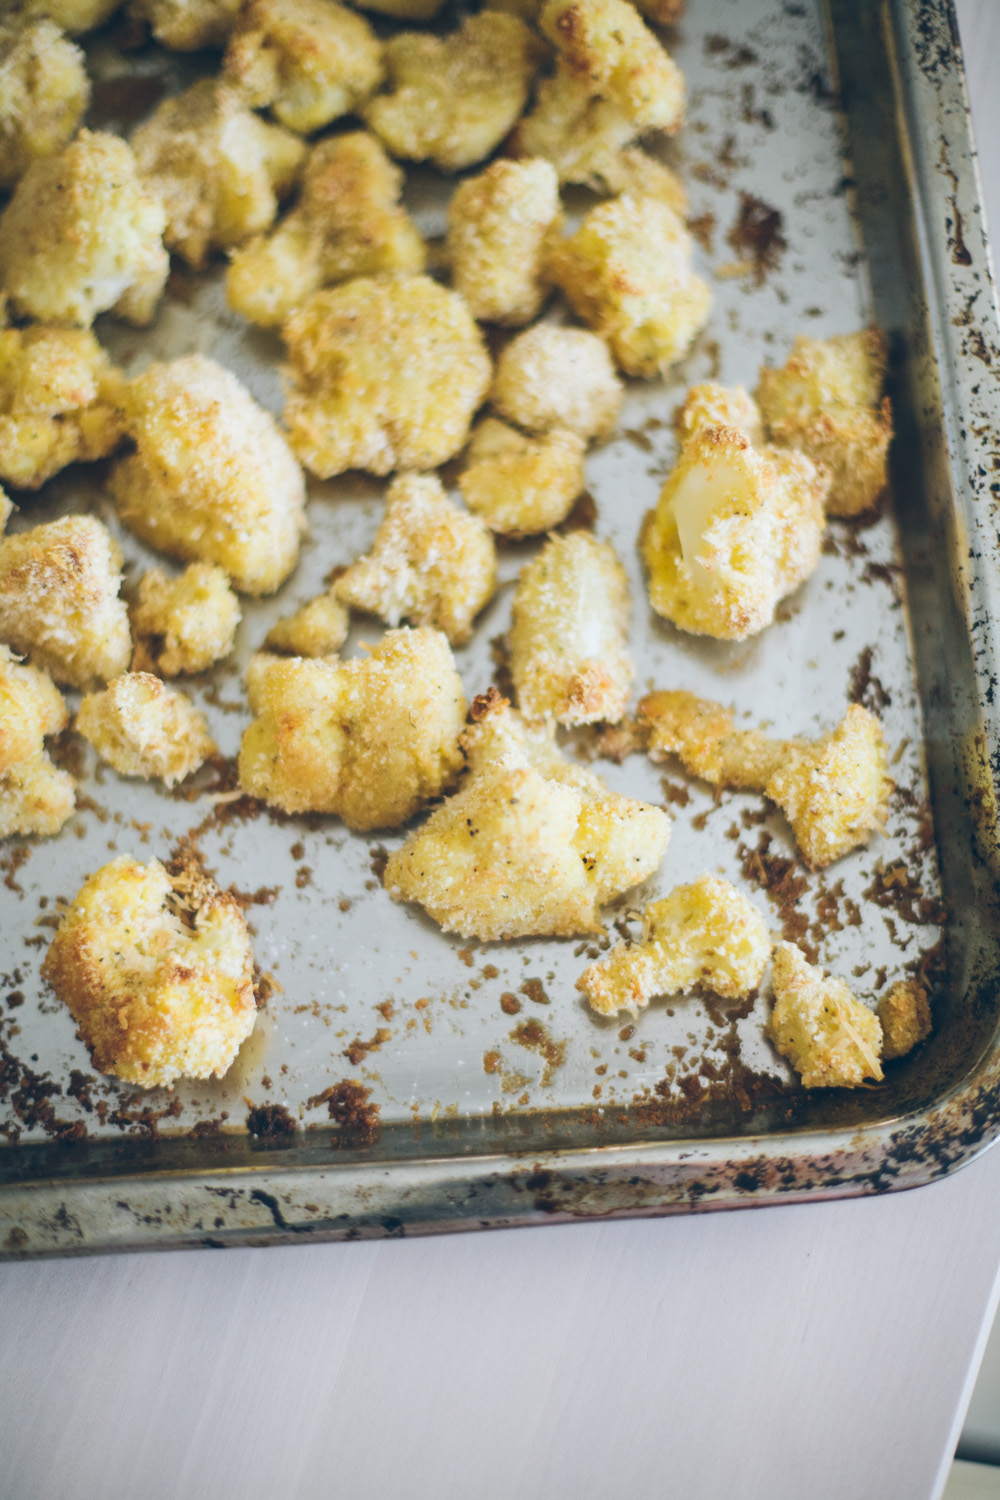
[0,644,68,777]
[16,0,121,35]
[578,873,771,1017]
[0,326,125,492]
[490,323,623,443]
[226,131,426,330]
[0,129,168,329]
[77,672,216,787]
[336,473,496,646]
[537,0,685,131]
[128,0,241,49]
[42,854,257,1088]
[130,563,241,677]
[877,979,932,1061]
[239,626,466,828]
[677,381,762,445]
[0,16,90,192]
[0,514,131,688]
[447,158,561,327]
[110,354,306,596]
[510,531,632,725]
[768,942,883,1088]
[458,417,585,536]
[282,276,491,478]
[265,591,348,656]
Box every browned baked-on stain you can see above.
[508,1018,566,1086]
[2,846,30,896]
[740,83,775,131]
[863,863,949,927]
[726,193,787,285]
[738,831,812,955]
[189,1113,229,1139]
[368,845,389,881]
[500,991,522,1015]
[246,1103,297,1138]
[343,1027,391,1066]
[687,211,716,253]
[661,776,691,808]
[848,645,891,713]
[325,1080,380,1141]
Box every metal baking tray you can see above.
[2,0,999,1258]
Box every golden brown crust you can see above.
[458,418,585,536]
[768,942,883,1088]
[0,327,125,491]
[0,17,90,192]
[77,672,217,787]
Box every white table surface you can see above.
[3,6,1000,1500]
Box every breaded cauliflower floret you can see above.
[264,591,348,656]
[0,130,168,329]
[578,873,770,1017]
[768,942,883,1088]
[127,0,241,49]
[0,17,90,192]
[239,628,466,828]
[446,159,561,327]
[77,672,216,788]
[677,382,762,445]
[0,515,131,688]
[458,418,585,536]
[223,0,383,134]
[282,276,491,478]
[490,324,623,443]
[877,979,932,1061]
[510,531,632,725]
[130,564,241,678]
[226,132,426,330]
[0,645,68,775]
[537,0,684,131]
[1,753,76,838]
[384,691,669,939]
[756,330,893,518]
[0,327,125,492]
[640,423,828,639]
[42,855,257,1088]
[131,81,305,272]
[17,0,121,36]
[110,354,306,596]
[363,12,547,173]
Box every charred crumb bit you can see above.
[2,847,31,895]
[326,1080,380,1140]
[740,83,775,130]
[66,1070,94,1110]
[457,947,475,968]
[873,965,888,990]
[290,841,305,860]
[726,193,787,285]
[509,1018,566,1085]
[339,897,352,911]
[661,777,691,808]
[483,1049,501,1074]
[622,427,654,453]
[520,978,549,1006]
[6,991,24,1010]
[594,715,645,764]
[848,646,891,713]
[691,810,710,832]
[343,1027,391,1065]
[863,863,949,926]
[376,1000,395,1022]
[500,991,522,1015]
[253,967,281,1007]
[469,685,505,723]
[246,1103,297,1138]
[295,866,312,889]
[628,1047,647,1062]
[594,1063,607,1075]
[688,211,716,253]
[618,1024,635,1041]
[189,1113,229,1138]
[862,559,904,601]
[229,883,280,908]
[738,831,813,954]
[482,964,499,980]
[369,845,389,881]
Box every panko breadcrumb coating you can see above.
[17,0,121,36]
[0,515,131,688]
[578,873,770,1017]
[640,422,828,639]
[0,17,90,192]
[538,0,685,132]
[77,672,216,787]
[130,564,241,677]
[510,531,632,725]
[223,0,383,133]
[264,591,348,656]
[490,324,623,443]
[384,692,669,940]
[0,130,168,329]
[42,855,257,1088]
[0,327,125,492]
[756,330,893,518]
[0,645,68,775]
[282,276,491,478]
[458,418,585,536]
[768,942,883,1088]
[128,0,241,49]
[239,628,466,828]
[446,159,561,328]
[226,132,425,330]
[1,752,76,839]
[877,979,932,1061]
[110,354,306,596]
[677,382,762,445]
[336,473,496,647]
[131,80,305,271]
[363,12,547,173]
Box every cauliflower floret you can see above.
[877,979,932,1061]
[42,855,257,1087]
[127,0,241,49]
[110,354,306,596]
[363,12,547,173]
[282,276,491,478]
[226,132,426,330]
[0,327,125,492]
[510,531,632,725]
[238,627,466,828]
[458,418,585,536]
[16,0,121,36]
[577,873,771,1017]
[130,564,241,678]
[264,591,348,656]
[768,942,883,1088]
[0,644,68,775]
[446,159,561,327]
[756,330,893,518]
[641,423,828,639]
[490,324,623,443]
[131,81,305,272]
[677,381,762,445]
[0,515,131,687]
[0,17,90,192]
[77,672,216,787]
[223,0,383,134]
[0,130,168,329]
[384,691,669,939]
[1,752,76,838]
[537,0,684,131]
[335,473,497,647]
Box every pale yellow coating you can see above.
[16,0,121,36]
[490,323,623,443]
[0,129,168,329]
[0,327,125,491]
[363,12,547,173]
[282,276,491,478]
[446,159,561,328]
[77,672,216,788]
[756,330,893,518]
[265,592,348,656]
[458,418,585,536]
[0,644,68,777]
[128,0,241,49]
[677,382,762,445]
[336,473,497,647]
[538,0,685,131]
[0,17,89,191]
[577,873,771,1017]
[226,131,426,330]
[0,515,131,688]
[510,531,632,726]
[877,979,932,1061]
[130,564,241,677]
[110,354,307,596]
[0,752,76,838]
[42,855,257,1088]
[238,627,466,829]
[132,80,305,271]
[768,942,883,1088]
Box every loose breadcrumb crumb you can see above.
[447,158,561,327]
[877,979,932,1061]
[17,0,121,36]
[0,644,68,776]
[490,323,623,442]
[77,672,216,787]
[128,0,242,49]
[0,17,90,192]
[458,418,585,535]
[264,592,348,656]
[0,327,125,491]
[768,942,883,1087]
[130,564,241,677]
